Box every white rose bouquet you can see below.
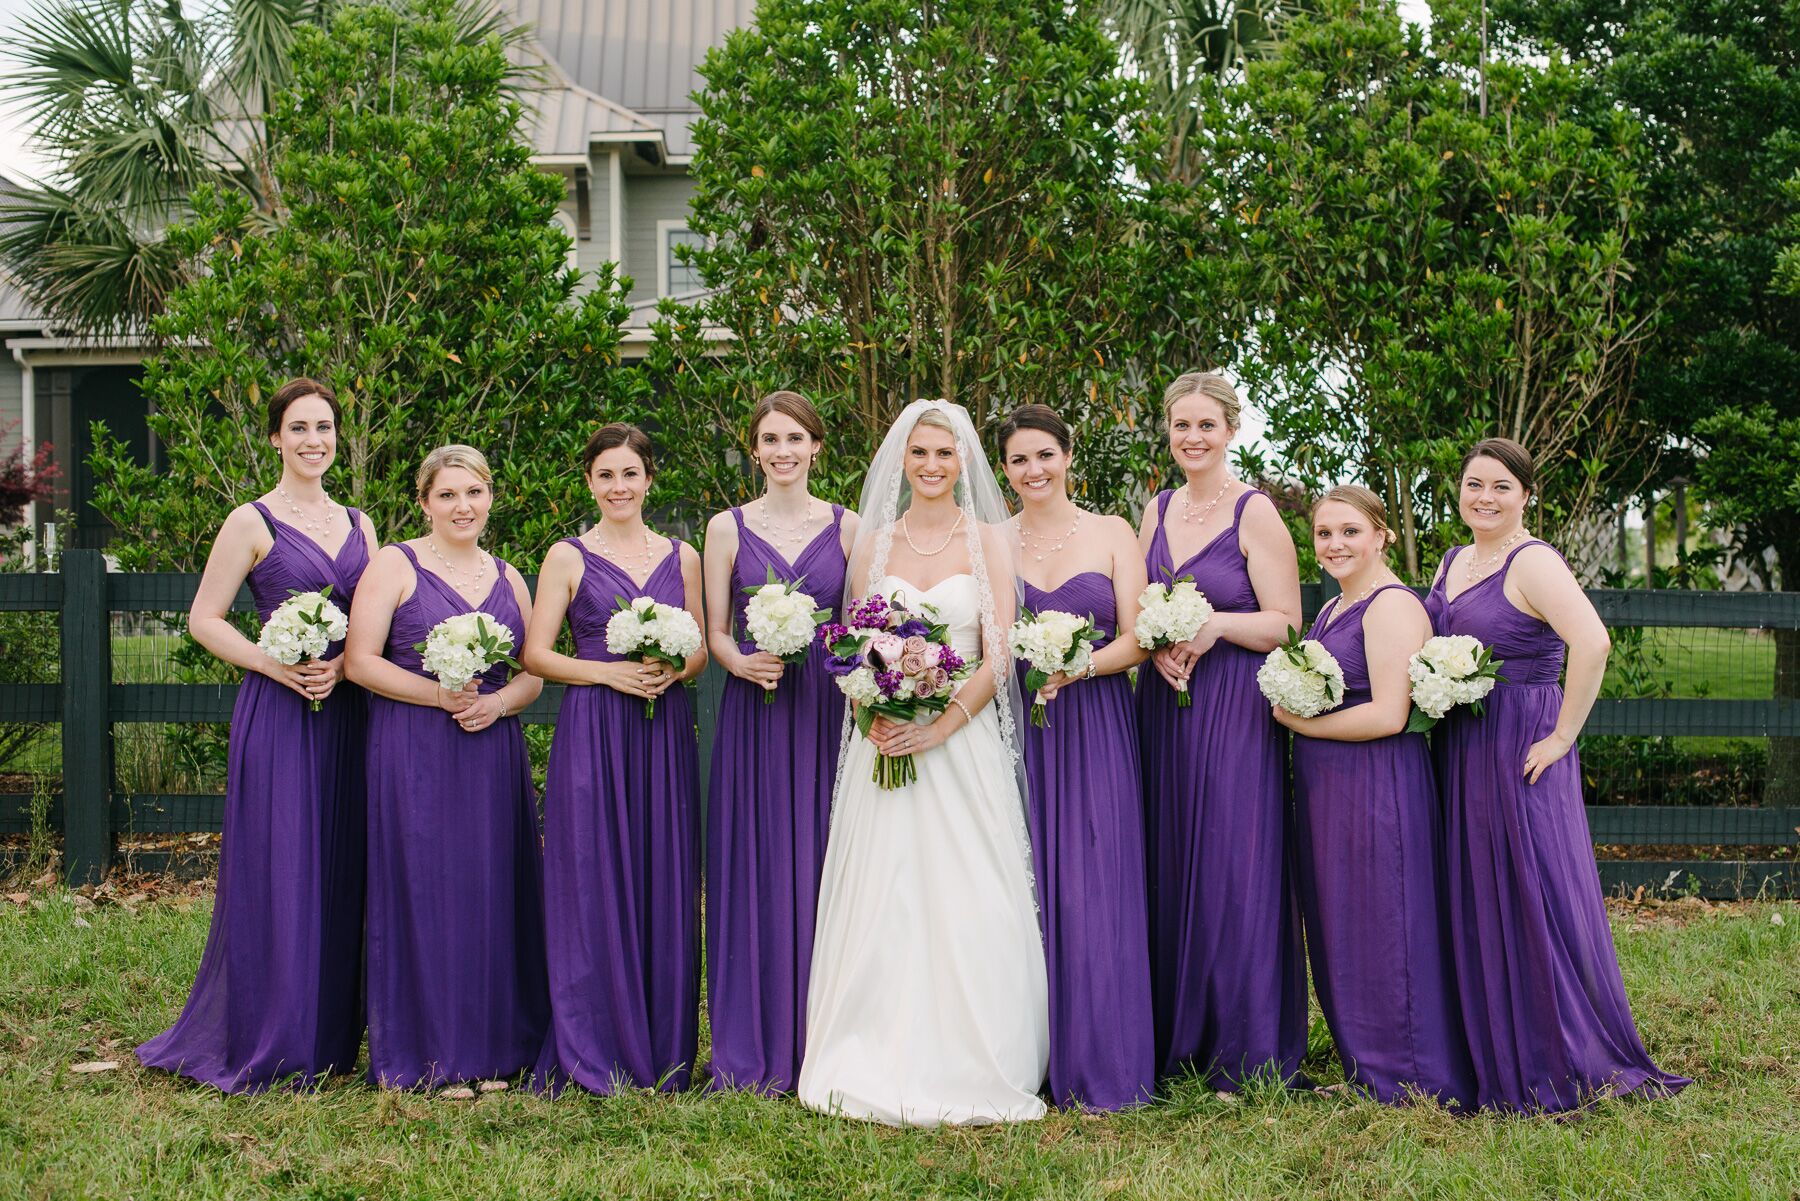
[415,611,522,697]
[257,586,349,711]
[1134,574,1215,708]
[1256,626,1345,718]
[1008,607,1101,728]
[741,566,831,704]
[605,595,703,719]
[1405,634,1506,733]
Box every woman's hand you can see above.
[867,714,947,757]
[596,658,678,699]
[1523,732,1574,785]
[1151,645,1192,691]
[435,681,479,715]
[1184,622,1223,660]
[728,649,785,692]
[1034,669,1078,703]
[262,656,339,703]
[1270,704,1302,732]
[454,694,508,734]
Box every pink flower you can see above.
[924,666,950,695]
[919,644,942,667]
[902,635,928,656]
[898,651,927,676]
[871,633,905,664]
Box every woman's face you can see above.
[269,394,337,479]
[1167,394,1233,475]
[1458,455,1528,536]
[589,445,651,521]
[1002,428,1071,505]
[905,422,961,502]
[755,411,818,487]
[421,466,491,542]
[1312,499,1388,583]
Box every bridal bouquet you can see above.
[1256,626,1345,718]
[819,591,976,790]
[1008,607,1101,728]
[1404,634,1506,733]
[605,596,703,719]
[416,611,522,697]
[258,586,349,712]
[742,566,831,704]
[1134,575,1215,708]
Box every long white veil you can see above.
[835,399,1033,871]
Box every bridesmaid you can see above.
[701,392,856,1094]
[1426,437,1691,1113]
[998,404,1154,1111]
[138,377,376,1092]
[525,423,707,1095]
[346,444,549,1091]
[1136,370,1308,1090]
[1272,486,1474,1107]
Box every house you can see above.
[0,0,748,547]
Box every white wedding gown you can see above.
[798,574,1049,1126]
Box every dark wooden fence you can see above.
[3,549,1796,895]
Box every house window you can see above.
[658,221,709,296]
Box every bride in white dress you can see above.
[797,399,1049,1127]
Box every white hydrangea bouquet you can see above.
[258,585,348,711]
[1134,574,1215,708]
[1008,607,1101,728]
[415,612,522,698]
[1256,626,1345,718]
[1404,634,1506,733]
[605,595,703,719]
[741,566,831,704]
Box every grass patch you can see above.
[1604,627,1776,702]
[3,892,1797,1199]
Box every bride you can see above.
[797,399,1049,1126]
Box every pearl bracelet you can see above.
[497,697,508,719]
[948,696,974,725]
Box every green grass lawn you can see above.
[3,890,1796,1200]
[1604,626,1776,701]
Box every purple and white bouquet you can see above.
[258,586,348,711]
[1008,607,1101,728]
[741,566,831,704]
[818,591,978,790]
[605,596,703,719]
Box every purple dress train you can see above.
[364,545,549,1088]
[706,509,846,1093]
[1291,584,1474,1106]
[138,502,369,1092]
[1138,488,1307,1087]
[535,541,701,1094]
[1019,571,1155,1110]
[1427,541,1691,1113]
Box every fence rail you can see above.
[2,551,1796,895]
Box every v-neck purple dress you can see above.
[138,502,369,1093]
[1137,488,1307,1088]
[1018,570,1154,1110]
[1291,584,1474,1106]
[364,544,549,1089]
[706,508,846,1094]
[534,540,701,1095]
[1427,541,1691,1113]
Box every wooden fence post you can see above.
[60,549,112,884]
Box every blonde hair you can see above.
[1312,484,1397,548]
[1162,371,1242,430]
[416,444,494,500]
[910,404,956,436]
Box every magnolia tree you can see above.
[90,0,642,570]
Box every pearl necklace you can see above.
[591,525,657,578]
[1019,510,1082,563]
[1178,477,1234,525]
[1464,530,1527,585]
[758,497,817,555]
[901,509,964,557]
[424,535,488,596]
[274,482,336,536]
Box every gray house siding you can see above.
[622,173,699,306]
[0,356,21,455]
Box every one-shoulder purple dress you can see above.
[534,541,701,1094]
[706,509,846,1094]
[138,502,369,1092]
[1427,541,1691,1113]
[1019,570,1155,1110]
[1291,583,1474,1106]
[1138,488,1307,1087]
[364,545,549,1089]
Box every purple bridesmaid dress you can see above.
[1291,583,1474,1106]
[534,541,701,1094]
[364,545,549,1088]
[1427,541,1691,1113]
[706,508,846,1093]
[138,502,369,1092]
[1138,488,1307,1087]
[1019,571,1155,1110]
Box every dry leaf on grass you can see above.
[68,1061,118,1074]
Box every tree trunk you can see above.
[1396,469,1420,581]
[1768,536,1800,808]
